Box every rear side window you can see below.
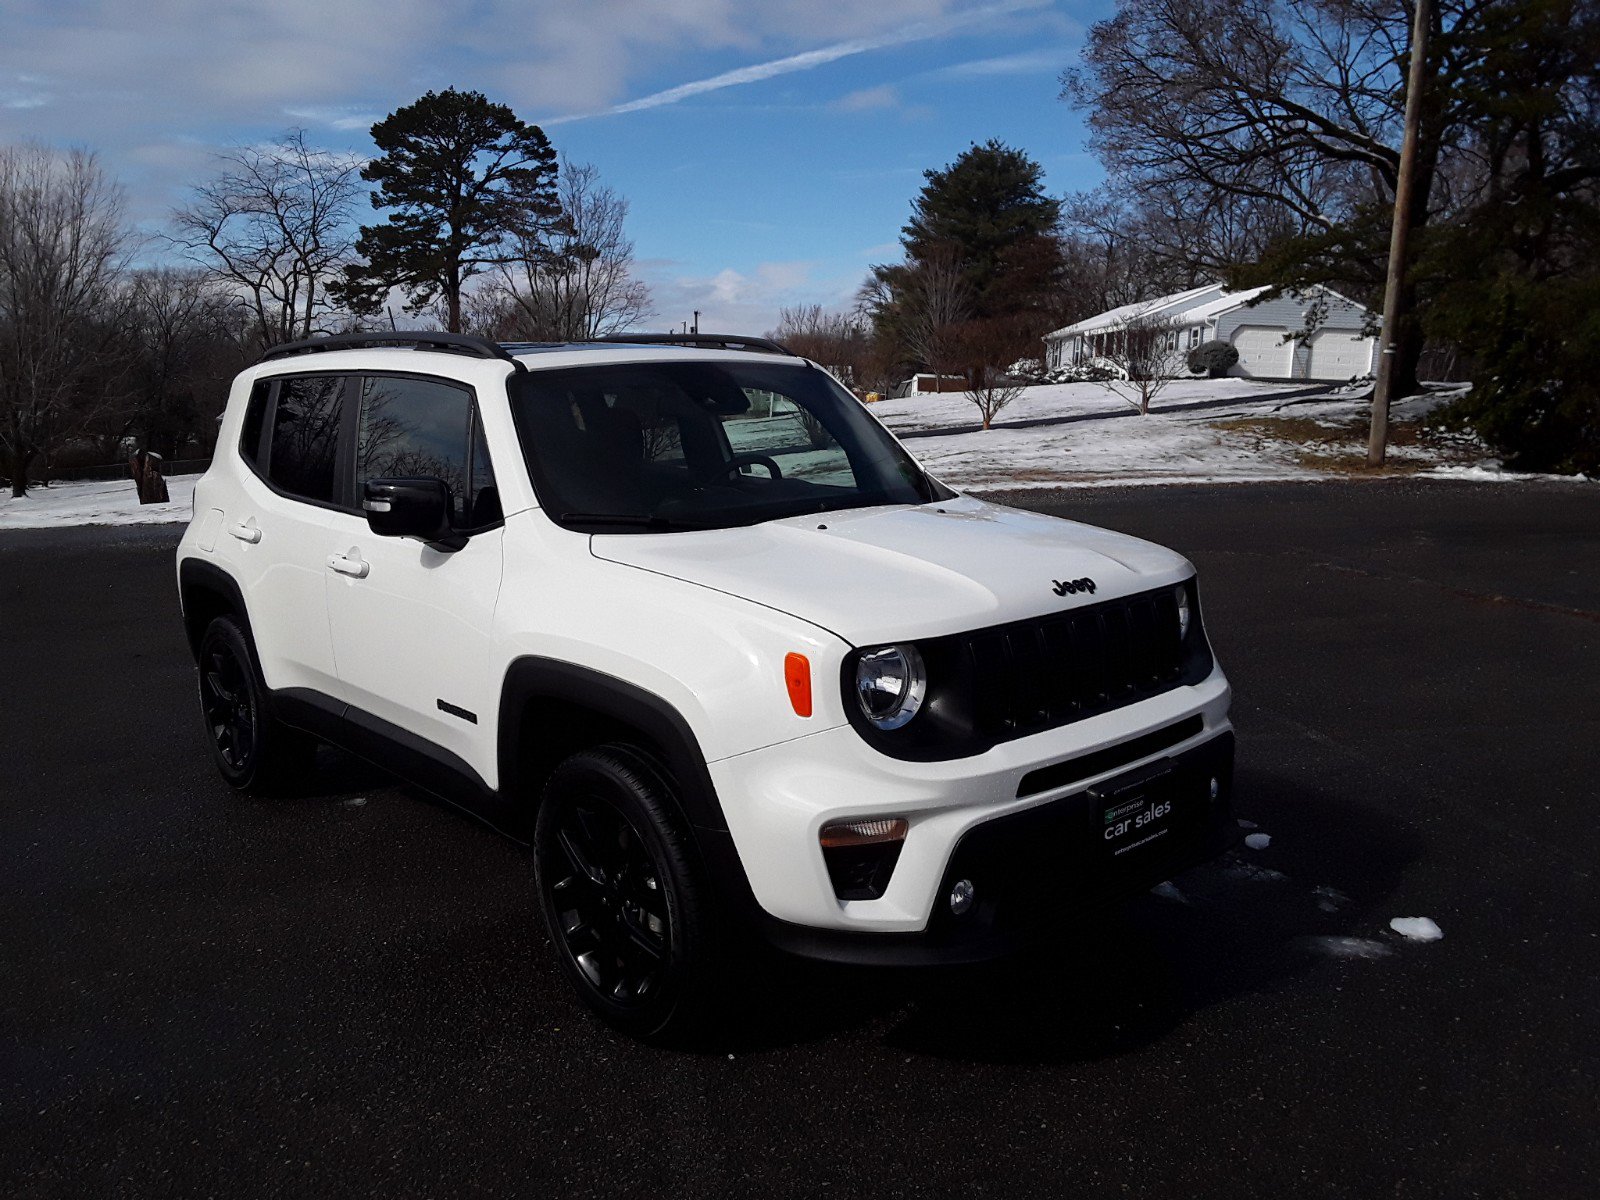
[356,375,498,529]
[268,376,346,504]
[238,380,271,467]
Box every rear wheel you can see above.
[196,615,315,793]
[533,746,720,1040]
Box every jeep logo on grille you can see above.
[1052,577,1097,596]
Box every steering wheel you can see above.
[693,453,784,487]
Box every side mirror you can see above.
[362,477,465,550]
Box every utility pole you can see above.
[1369,0,1432,467]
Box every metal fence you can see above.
[41,458,213,483]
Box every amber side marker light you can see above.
[818,818,909,849]
[784,652,813,717]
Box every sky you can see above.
[0,0,1115,333]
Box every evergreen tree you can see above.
[898,139,1063,319]
[338,88,560,332]
[868,141,1065,375]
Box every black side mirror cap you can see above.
[362,477,466,551]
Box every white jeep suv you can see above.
[176,331,1236,1038]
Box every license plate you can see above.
[1095,768,1175,859]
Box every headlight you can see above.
[854,644,926,730]
[1175,585,1191,640]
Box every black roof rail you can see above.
[259,331,527,372]
[591,333,798,357]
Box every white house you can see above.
[1043,283,1380,382]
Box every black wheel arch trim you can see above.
[177,557,253,659]
[497,656,765,929]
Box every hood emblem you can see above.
[1052,577,1097,597]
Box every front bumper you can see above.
[759,731,1236,965]
[706,663,1234,953]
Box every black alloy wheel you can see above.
[547,797,672,1004]
[534,747,717,1039]
[201,633,256,774]
[195,615,315,793]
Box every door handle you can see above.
[228,521,262,544]
[327,551,369,579]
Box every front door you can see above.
[323,373,505,785]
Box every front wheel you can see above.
[533,747,720,1040]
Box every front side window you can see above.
[268,375,345,503]
[356,375,498,529]
[509,359,945,533]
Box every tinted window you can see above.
[356,376,497,528]
[509,361,943,532]
[268,376,346,503]
[239,380,271,467]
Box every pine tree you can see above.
[338,88,561,332]
[899,139,1063,319]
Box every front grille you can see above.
[965,586,1191,739]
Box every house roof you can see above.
[1046,282,1279,339]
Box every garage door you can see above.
[1230,326,1292,378]
[1306,330,1373,380]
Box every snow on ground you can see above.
[867,377,1572,491]
[1244,832,1273,850]
[0,476,196,530]
[869,377,1285,434]
[1389,916,1444,942]
[1297,935,1395,960]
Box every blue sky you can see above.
[0,0,1113,332]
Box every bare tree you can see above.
[768,304,874,384]
[1100,311,1186,414]
[174,129,362,350]
[120,267,244,457]
[494,158,652,339]
[896,244,973,378]
[948,315,1036,430]
[0,144,131,496]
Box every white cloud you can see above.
[639,259,861,334]
[831,85,900,113]
[546,0,1049,123]
[930,48,1065,77]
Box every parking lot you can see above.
[2,479,1597,1198]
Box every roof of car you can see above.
[255,331,801,375]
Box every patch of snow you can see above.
[1244,832,1272,850]
[1313,885,1351,913]
[1223,861,1288,884]
[0,477,196,530]
[1150,881,1190,905]
[1423,464,1591,485]
[1237,818,1258,830]
[1298,935,1393,960]
[1389,916,1443,942]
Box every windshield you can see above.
[508,358,948,533]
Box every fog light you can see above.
[820,818,908,901]
[949,878,975,915]
[1209,776,1220,800]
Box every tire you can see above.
[533,746,721,1041]
[196,615,316,794]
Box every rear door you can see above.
[225,373,348,696]
[322,373,505,784]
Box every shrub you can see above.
[1187,339,1239,378]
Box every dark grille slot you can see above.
[968,632,1016,734]
[1101,606,1135,699]
[1068,612,1107,708]
[1007,625,1050,729]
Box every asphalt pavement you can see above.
[2,479,1597,1198]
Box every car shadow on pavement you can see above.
[702,769,1424,1063]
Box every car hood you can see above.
[589,496,1194,646]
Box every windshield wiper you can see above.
[559,512,706,531]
